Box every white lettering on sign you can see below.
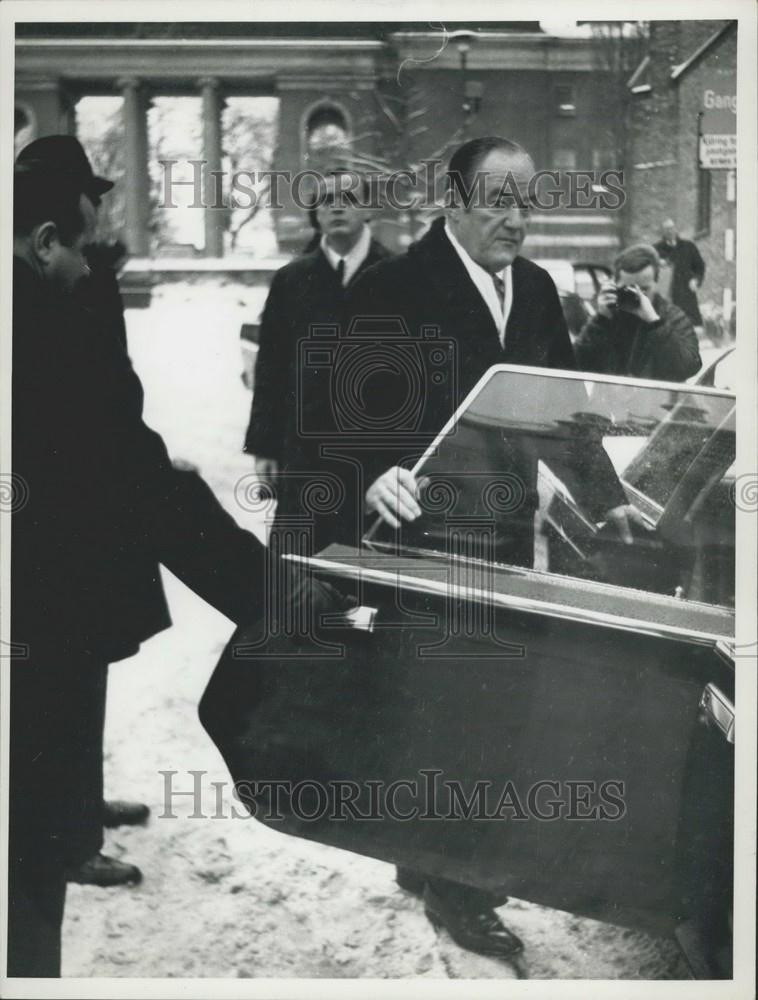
[704,89,737,113]
[700,133,737,169]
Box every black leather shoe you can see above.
[103,800,150,828]
[395,865,426,896]
[423,883,524,959]
[67,853,143,887]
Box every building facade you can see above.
[626,20,737,335]
[15,22,624,264]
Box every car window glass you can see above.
[363,368,735,609]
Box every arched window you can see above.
[304,103,350,167]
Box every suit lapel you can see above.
[503,257,536,358]
[414,219,502,349]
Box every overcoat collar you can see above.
[408,216,534,347]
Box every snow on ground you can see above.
[62,280,689,980]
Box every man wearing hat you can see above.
[16,137,148,890]
[10,141,268,975]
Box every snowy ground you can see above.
[62,280,689,980]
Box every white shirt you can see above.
[444,221,513,347]
[320,224,372,287]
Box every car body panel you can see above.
[201,364,734,970]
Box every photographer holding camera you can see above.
[574,243,701,382]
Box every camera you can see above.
[615,285,641,310]
[297,317,457,442]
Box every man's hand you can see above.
[598,281,659,324]
[596,280,618,319]
[619,284,659,324]
[688,277,700,292]
[365,466,422,529]
[603,503,653,544]
[254,456,279,487]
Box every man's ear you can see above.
[32,220,59,264]
[445,201,462,227]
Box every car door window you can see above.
[363,367,735,609]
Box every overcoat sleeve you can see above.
[644,303,702,381]
[541,270,577,371]
[244,269,289,460]
[689,241,706,284]
[101,338,268,626]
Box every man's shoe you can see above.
[103,800,150,828]
[395,865,427,897]
[67,853,143,887]
[423,883,524,959]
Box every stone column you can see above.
[117,77,150,257]
[199,76,225,258]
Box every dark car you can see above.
[202,364,735,979]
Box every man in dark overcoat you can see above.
[243,170,391,555]
[339,136,643,959]
[10,157,267,977]
[17,135,149,889]
[654,218,706,328]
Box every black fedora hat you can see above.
[16,135,114,198]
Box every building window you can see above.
[554,148,577,170]
[696,167,711,236]
[555,85,576,117]
[592,147,615,171]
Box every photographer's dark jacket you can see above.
[574,293,701,382]
[12,257,266,663]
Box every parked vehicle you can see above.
[693,345,735,391]
[202,363,734,977]
[533,260,612,337]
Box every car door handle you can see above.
[698,683,735,743]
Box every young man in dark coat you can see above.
[10,159,267,977]
[575,243,701,382]
[654,218,706,328]
[243,171,391,555]
[338,136,643,960]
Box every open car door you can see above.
[201,365,735,977]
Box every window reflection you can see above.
[363,369,735,608]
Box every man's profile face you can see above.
[448,148,534,274]
[617,264,657,297]
[315,175,367,249]
[49,194,97,292]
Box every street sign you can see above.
[699,71,736,170]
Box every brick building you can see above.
[625,20,737,335]
[15,21,623,263]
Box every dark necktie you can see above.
[492,273,506,347]
[336,259,346,286]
